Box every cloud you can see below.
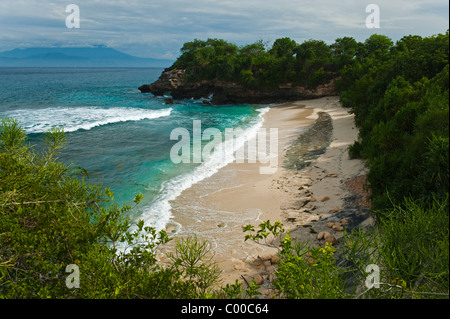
[0,0,448,59]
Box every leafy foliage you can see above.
[0,119,221,298]
[275,239,347,299]
[334,31,449,298]
[172,37,338,89]
[337,32,449,208]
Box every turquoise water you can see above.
[0,67,267,231]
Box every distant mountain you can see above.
[0,46,174,67]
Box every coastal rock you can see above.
[324,233,338,245]
[250,257,263,267]
[326,221,344,231]
[270,255,280,264]
[317,231,331,240]
[268,273,276,283]
[258,253,273,262]
[253,274,264,285]
[139,67,337,105]
[266,266,276,274]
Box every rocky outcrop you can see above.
[139,68,338,105]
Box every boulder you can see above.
[270,255,280,264]
[324,234,338,245]
[253,274,264,285]
[317,231,331,240]
[258,253,273,262]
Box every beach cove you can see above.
[157,96,372,287]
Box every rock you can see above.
[250,257,263,267]
[217,222,226,228]
[332,224,344,231]
[260,289,272,296]
[164,98,174,104]
[253,274,264,285]
[263,260,272,268]
[327,222,335,228]
[321,196,330,202]
[165,225,177,234]
[324,234,338,245]
[258,254,273,262]
[268,273,276,283]
[139,68,337,105]
[317,231,331,240]
[340,218,349,225]
[271,255,280,264]
[234,263,243,270]
[266,266,276,274]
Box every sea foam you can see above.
[6,106,172,133]
[137,107,270,233]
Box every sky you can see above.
[0,0,448,59]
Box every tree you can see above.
[363,34,393,60]
[269,37,297,58]
[331,36,359,70]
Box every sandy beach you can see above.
[158,96,371,287]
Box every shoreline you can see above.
[157,96,371,286]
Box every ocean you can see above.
[0,67,268,232]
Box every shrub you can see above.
[0,118,221,298]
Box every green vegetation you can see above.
[338,32,449,209]
[172,37,338,89]
[0,118,222,298]
[1,31,448,299]
[243,211,448,298]
[334,31,449,298]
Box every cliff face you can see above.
[139,68,337,104]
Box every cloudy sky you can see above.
[0,0,448,59]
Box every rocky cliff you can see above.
[139,68,337,104]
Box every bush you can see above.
[375,197,449,295]
[0,118,221,298]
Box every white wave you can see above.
[5,106,172,133]
[137,107,270,233]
